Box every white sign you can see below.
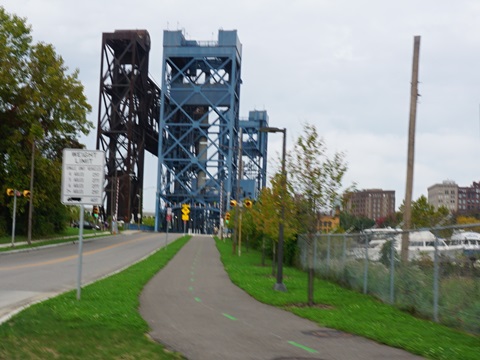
[61,149,105,205]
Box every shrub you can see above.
[395,264,432,316]
[379,240,400,267]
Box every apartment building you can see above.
[457,181,480,213]
[344,189,395,221]
[427,180,458,212]
[427,180,480,214]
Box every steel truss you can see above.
[155,30,243,233]
[96,30,160,223]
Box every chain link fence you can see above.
[297,224,480,335]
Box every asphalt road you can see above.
[0,231,180,323]
[140,235,424,360]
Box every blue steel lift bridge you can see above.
[95,29,268,233]
[240,110,269,199]
[155,30,268,234]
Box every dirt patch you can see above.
[285,303,335,310]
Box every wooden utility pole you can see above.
[402,35,421,262]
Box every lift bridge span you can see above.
[96,29,269,233]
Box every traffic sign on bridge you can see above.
[61,149,105,205]
[181,203,190,221]
[181,203,190,215]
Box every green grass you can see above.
[0,227,111,252]
[1,234,477,359]
[0,236,190,360]
[215,238,480,360]
[1,226,83,243]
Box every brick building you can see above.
[457,181,480,214]
[344,189,395,221]
[318,209,340,233]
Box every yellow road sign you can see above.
[182,214,189,221]
[181,204,190,215]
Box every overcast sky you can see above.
[3,0,480,212]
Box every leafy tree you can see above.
[456,215,479,225]
[239,202,258,254]
[252,174,298,267]
[340,212,375,232]
[399,195,450,229]
[0,7,93,238]
[288,123,348,305]
[375,211,403,228]
[251,187,276,266]
[455,215,480,232]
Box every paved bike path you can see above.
[140,236,424,360]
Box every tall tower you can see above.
[96,30,161,223]
[240,110,269,200]
[155,30,242,233]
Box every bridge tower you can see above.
[96,30,161,224]
[155,30,242,233]
[240,110,269,200]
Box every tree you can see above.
[252,174,298,267]
[399,195,450,229]
[398,196,451,258]
[240,204,255,253]
[340,212,375,232]
[0,7,93,237]
[375,212,402,229]
[288,123,348,305]
[456,215,480,232]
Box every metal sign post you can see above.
[61,149,105,300]
[10,190,18,246]
[181,204,190,236]
[165,219,169,248]
[76,204,84,300]
[166,207,172,248]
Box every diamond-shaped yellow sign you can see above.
[182,214,189,221]
[181,204,190,215]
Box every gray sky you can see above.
[4,0,480,212]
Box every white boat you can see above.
[352,229,451,261]
[366,228,398,260]
[449,231,480,256]
[395,231,452,260]
[350,228,399,260]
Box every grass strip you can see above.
[0,236,190,360]
[0,228,111,252]
[0,233,111,252]
[215,238,479,360]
